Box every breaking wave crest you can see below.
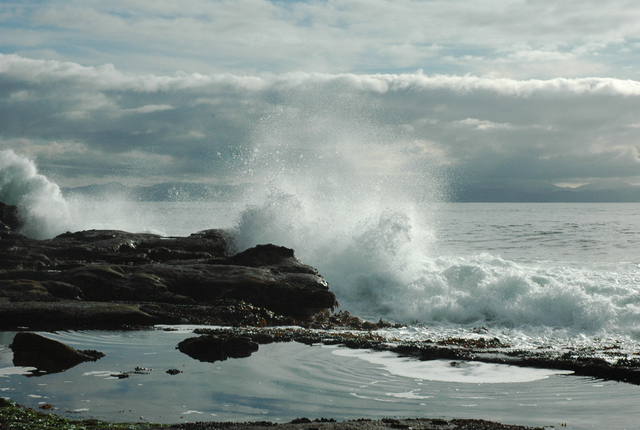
[232,188,640,337]
[2,99,639,340]
[225,91,640,338]
[0,150,70,239]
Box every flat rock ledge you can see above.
[187,326,640,386]
[0,225,337,330]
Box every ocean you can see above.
[2,150,640,428]
[56,199,640,351]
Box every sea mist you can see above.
[230,85,445,319]
[0,150,70,239]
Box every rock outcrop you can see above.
[0,204,337,329]
[0,202,21,233]
[10,332,104,374]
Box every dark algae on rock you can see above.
[0,398,168,430]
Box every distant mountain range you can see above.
[451,179,640,202]
[62,182,246,202]
[63,179,640,203]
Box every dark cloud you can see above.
[3,55,640,188]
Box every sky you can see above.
[2,0,640,190]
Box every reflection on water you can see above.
[0,329,639,430]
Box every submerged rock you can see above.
[10,332,104,374]
[177,334,259,362]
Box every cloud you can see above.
[3,54,640,188]
[122,104,175,114]
[2,0,640,78]
[454,118,512,131]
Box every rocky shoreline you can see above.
[0,210,337,330]
[0,398,544,430]
[0,202,638,429]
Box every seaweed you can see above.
[0,398,167,430]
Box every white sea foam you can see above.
[331,349,573,383]
[230,172,640,339]
[348,253,640,334]
[229,90,447,325]
[218,90,636,341]
[332,348,573,384]
[0,366,37,377]
[229,104,640,335]
[384,391,433,400]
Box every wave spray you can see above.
[231,86,445,319]
[228,84,640,338]
[0,150,70,239]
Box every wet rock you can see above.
[150,300,292,327]
[0,228,336,328]
[42,281,84,300]
[0,301,161,330]
[10,332,104,374]
[0,279,55,302]
[225,244,320,275]
[177,334,260,362]
[0,202,21,233]
[57,264,196,304]
[0,279,83,302]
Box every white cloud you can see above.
[454,118,512,131]
[2,0,640,77]
[122,104,175,114]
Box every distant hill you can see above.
[63,179,640,203]
[62,182,246,202]
[451,180,640,202]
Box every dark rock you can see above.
[10,332,104,374]
[0,279,55,302]
[0,202,21,233]
[56,264,195,305]
[42,281,83,300]
[147,246,210,262]
[177,334,259,362]
[227,244,294,267]
[147,262,335,317]
[0,301,161,330]
[226,243,320,275]
[148,300,292,327]
[0,279,82,302]
[0,228,337,328]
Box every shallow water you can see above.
[1,329,640,430]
